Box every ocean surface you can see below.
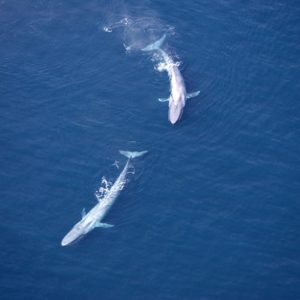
[1,1,299,299]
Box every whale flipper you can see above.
[81,208,86,219]
[186,91,200,99]
[119,150,148,159]
[158,98,169,102]
[95,222,114,228]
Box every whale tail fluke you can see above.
[119,150,148,159]
[142,34,167,52]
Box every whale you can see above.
[61,150,147,246]
[142,34,200,124]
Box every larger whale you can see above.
[142,34,200,124]
[61,150,147,246]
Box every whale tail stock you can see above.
[119,150,148,159]
[142,34,167,52]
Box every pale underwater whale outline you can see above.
[142,34,200,124]
[61,150,147,246]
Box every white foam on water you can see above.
[95,176,112,200]
[102,17,133,33]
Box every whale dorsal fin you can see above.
[81,208,86,219]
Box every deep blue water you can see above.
[1,0,300,299]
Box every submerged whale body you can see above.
[142,34,200,124]
[61,150,147,246]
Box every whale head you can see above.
[61,222,86,246]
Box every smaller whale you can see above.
[61,150,147,246]
[142,34,200,124]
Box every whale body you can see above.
[142,34,199,124]
[61,150,147,246]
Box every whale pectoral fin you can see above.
[186,91,200,99]
[81,208,86,219]
[95,222,114,228]
[158,97,170,102]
